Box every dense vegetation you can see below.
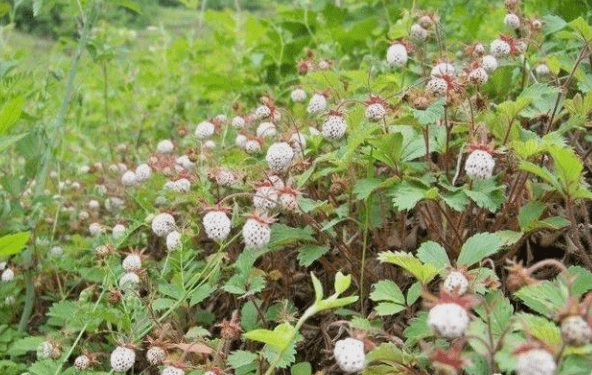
[1,0,592,374]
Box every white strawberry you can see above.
[213,114,227,124]
[322,110,347,140]
[135,164,152,182]
[110,346,135,372]
[442,271,469,295]
[516,349,556,375]
[157,140,174,154]
[166,231,182,251]
[427,78,448,96]
[266,175,285,189]
[266,142,294,171]
[386,43,408,67]
[473,43,485,57]
[279,187,300,212]
[235,134,247,148]
[430,62,456,79]
[482,55,498,72]
[119,272,140,290]
[428,302,470,338]
[95,244,111,257]
[307,93,327,115]
[176,156,194,170]
[256,122,277,138]
[176,178,191,192]
[146,346,166,365]
[212,169,238,186]
[333,338,365,373]
[87,200,100,210]
[290,88,307,102]
[535,63,550,76]
[365,96,387,122]
[121,171,137,187]
[195,121,215,139]
[50,246,63,256]
[531,19,542,30]
[231,116,246,128]
[465,149,495,179]
[40,341,60,359]
[122,253,141,272]
[151,213,176,237]
[468,67,488,86]
[203,210,232,241]
[505,13,520,29]
[418,15,434,29]
[242,213,274,248]
[255,105,272,120]
[253,185,279,210]
[112,224,126,240]
[89,222,105,236]
[318,59,332,70]
[560,315,592,346]
[162,366,185,375]
[410,23,428,41]
[74,354,90,370]
[244,139,262,154]
[490,38,511,57]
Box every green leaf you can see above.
[514,281,567,316]
[291,362,312,375]
[519,160,561,192]
[0,232,29,257]
[411,98,445,125]
[311,273,323,302]
[542,14,567,35]
[365,342,414,366]
[378,251,438,283]
[8,336,45,356]
[390,181,428,211]
[315,295,358,311]
[403,311,431,345]
[569,266,592,295]
[518,201,545,230]
[111,0,144,14]
[268,224,314,249]
[0,97,23,135]
[514,313,561,347]
[0,133,27,153]
[353,178,383,200]
[416,241,450,268]
[374,302,406,316]
[570,17,592,41]
[228,350,259,369]
[464,179,506,212]
[244,323,296,351]
[334,272,351,295]
[457,232,503,268]
[406,281,422,305]
[297,244,329,267]
[370,280,405,304]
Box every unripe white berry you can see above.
[333,338,365,373]
[157,139,174,154]
[516,349,556,375]
[428,303,470,338]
